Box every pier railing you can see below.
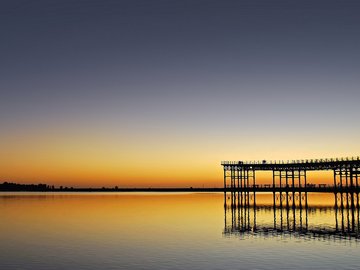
[221,156,360,166]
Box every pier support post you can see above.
[333,169,337,206]
[272,171,276,209]
[292,169,295,209]
[345,167,350,209]
[340,167,344,209]
[356,168,359,208]
[223,166,227,207]
[304,171,308,209]
[350,167,355,210]
[279,171,283,209]
[252,169,256,198]
[232,167,235,191]
[236,167,239,190]
[285,170,289,209]
[246,169,250,206]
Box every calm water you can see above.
[1,192,360,270]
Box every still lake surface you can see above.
[1,192,360,269]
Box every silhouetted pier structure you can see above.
[221,157,360,209]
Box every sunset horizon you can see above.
[1,1,360,189]
[1,1,360,269]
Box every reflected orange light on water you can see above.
[0,193,225,245]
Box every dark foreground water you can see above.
[1,192,360,270]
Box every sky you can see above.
[0,0,359,187]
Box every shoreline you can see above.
[0,188,224,192]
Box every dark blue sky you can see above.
[1,0,359,185]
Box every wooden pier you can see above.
[221,157,360,208]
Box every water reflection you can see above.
[224,192,360,240]
[2,193,360,270]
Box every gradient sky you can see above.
[1,0,359,187]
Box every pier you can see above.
[221,157,360,206]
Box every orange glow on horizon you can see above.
[1,126,359,187]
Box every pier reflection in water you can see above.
[224,192,360,240]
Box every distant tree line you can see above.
[0,182,54,191]
[0,182,219,192]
